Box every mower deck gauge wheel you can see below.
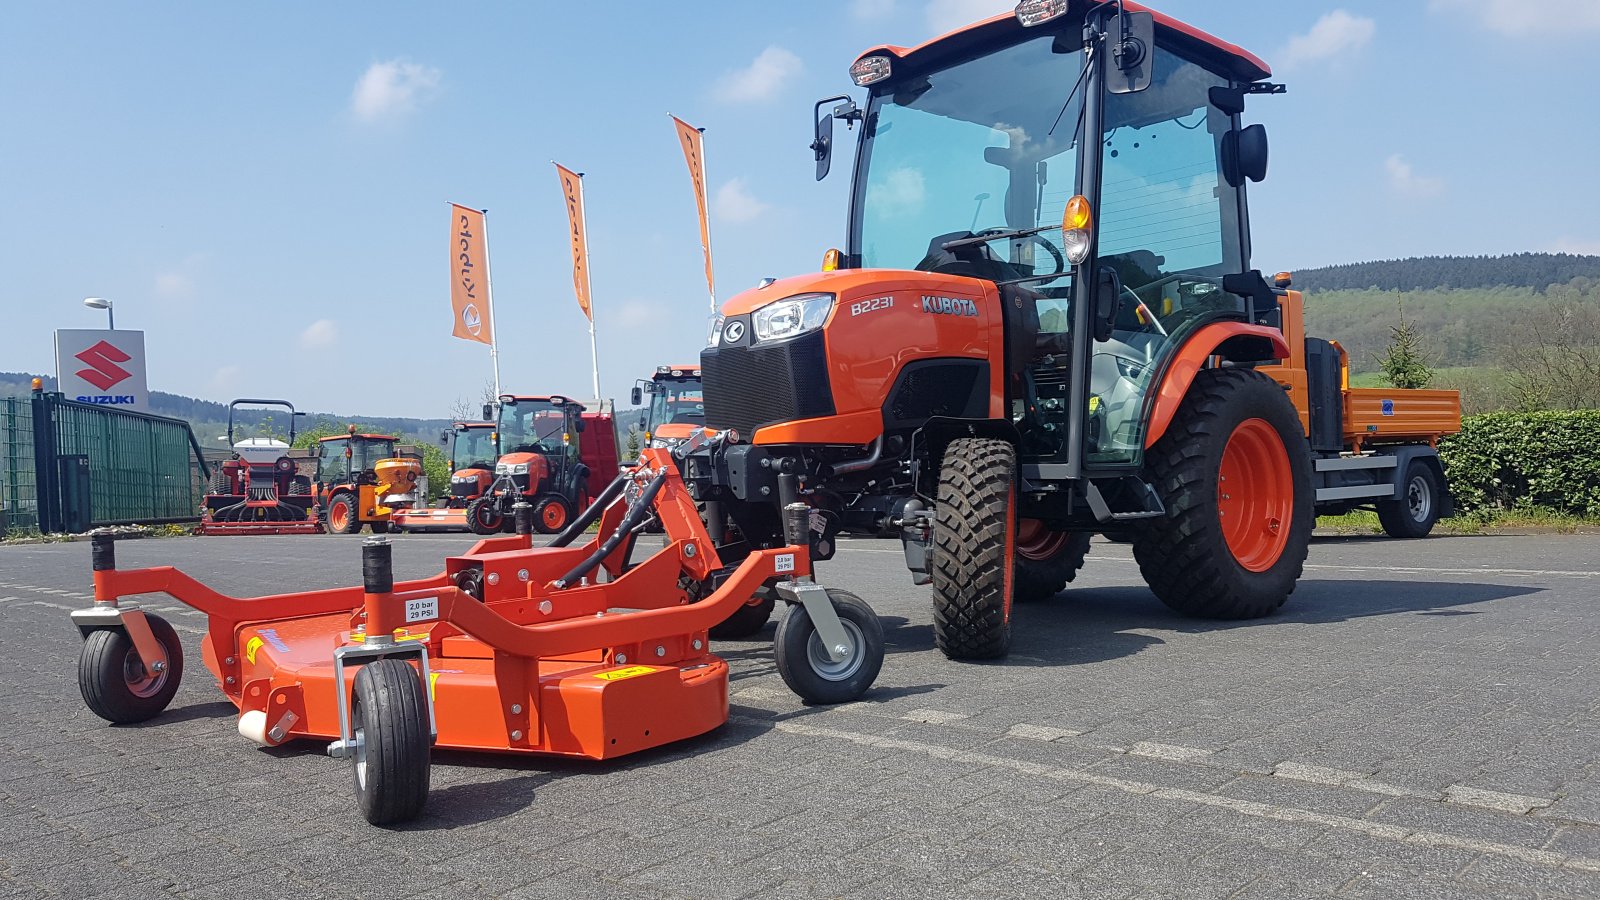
[78,614,184,724]
[774,588,884,705]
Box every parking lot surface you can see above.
[2,531,1598,899]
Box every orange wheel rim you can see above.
[1016,519,1068,561]
[1218,418,1293,572]
[542,504,566,529]
[331,503,348,531]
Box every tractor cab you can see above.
[631,365,705,447]
[315,429,422,534]
[446,421,498,505]
[466,395,591,535]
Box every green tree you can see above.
[1377,300,1435,389]
[623,429,641,462]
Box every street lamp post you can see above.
[82,297,114,329]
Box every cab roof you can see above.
[499,394,581,407]
[856,1,1270,84]
[453,421,495,429]
[318,433,397,442]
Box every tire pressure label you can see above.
[404,596,440,623]
[774,553,796,573]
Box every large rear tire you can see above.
[709,591,776,640]
[931,438,1016,660]
[1377,460,1442,538]
[327,492,361,535]
[1013,524,1091,603]
[533,495,571,535]
[1133,368,1312,619]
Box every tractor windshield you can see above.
[498,401,570,455]
[854,30,1086,312]
[648,379,705,429]
[452,428,496,470]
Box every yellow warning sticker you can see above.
[245,636,264,665]
[429,671,440,701]
[594,665,656,681]
[1088,395,1101,414]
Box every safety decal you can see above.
[594,665,657,681]
[775,553,796,573]
[245,636,264,665]
[405,596,440,623]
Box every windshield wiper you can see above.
[940,224,1059,252]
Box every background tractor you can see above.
[390,421,498,532]
[200,399,319,534]
[631,365,706,449]
[682,0,1461,661]
[314,428,424,535]
[466,395,613,535]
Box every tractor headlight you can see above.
[495,462,530,475]
[707,315,725,347]
[752,293,834,344]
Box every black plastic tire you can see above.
[1132,368,1313,619]
[327,492,362,535]
[931,438,1016,660]
[533,495,572,535]
[709,591,775,640]
[1377,460,1442,538]
[350,658,431,825]
[370,522,391,535]
[78,614,184,724]
[465,496,503,535]
[1014,528,1091,604]
[773,588,883,704]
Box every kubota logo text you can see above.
[74,341,133,390]
[920,295,979,317]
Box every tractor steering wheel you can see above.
[974,228,1066,278]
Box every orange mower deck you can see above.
[389,506,471,532]
[70,444,884,824]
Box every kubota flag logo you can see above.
[461,303,482,336]
[74,340,134,391]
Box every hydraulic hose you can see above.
[551,469,668,589]
[550,473,630,549]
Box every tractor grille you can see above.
[702,332,834,436]
[450,479,477,499]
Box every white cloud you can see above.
[853,0,896,19]
[154,271,193,300]
[299,319,339,350]
[713,46,803,104]
[714,178,770,224]
[613,300,670,330]
[1553,237,1600,256]
[351,60,441,123]
[925,0,1010,35]
[1385,155,1444,198]
[865,167,927,219]
[1429,0,1600,35]
[1280,10,1376,68]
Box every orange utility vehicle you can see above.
[72,441,883,824]
[631,365,706,448]
[681,0,1460,660]
[315,429,424,535]
[201,399,319,535]
[391,422,498,533]
[467,396,616,535]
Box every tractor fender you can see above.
[1380,445,1455,518]
[914,416,1022,496]
[1143,322,1291,448]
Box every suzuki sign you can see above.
[54,329,150,412]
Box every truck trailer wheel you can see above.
[931,438,1017,660]
[1014,524,1091,603]
[1376,460,1442,538]
[349,658,431,825]
[1133,368,1312,619]
[78,614,184,724]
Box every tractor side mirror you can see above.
[481,403,494,422]
[439,430,450,445]
[630,386,642,406]
[575,418,587,433]
[810,95,860,182]
[1094,265,1124,343]
[1222,124,1269,186]
[1104,11,1154,95]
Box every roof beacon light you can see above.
[850,56,892,86]
[1015,0,1070,27]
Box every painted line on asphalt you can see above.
[738,716,1600,875]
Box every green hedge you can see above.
[1439,410,1600,517]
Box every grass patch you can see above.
[1318,508,1600,536]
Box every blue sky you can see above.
[3,0,1597,418]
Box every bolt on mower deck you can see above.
[71,445,884,824]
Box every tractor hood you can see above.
[718,269,991,317]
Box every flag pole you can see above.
[577,174,601,404]
[697,124,717,316]
[480,207,503,402]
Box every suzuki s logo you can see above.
[461,303,483,336]
[723,320,746,343]
[74,340,133,391]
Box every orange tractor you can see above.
[390,422,498,533]
[467,395,616,535]
[682,0,1461,660]
[631,365,705,449]
[315,429,425,535]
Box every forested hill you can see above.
[1292,253,1600,293]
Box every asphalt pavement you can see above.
[1,530,1598,899]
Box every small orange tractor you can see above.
[72,440,883,824]
[200,399,320,535]
[315,428,425,535]
[679,0,1462,660]
[631,365,705,449]
[466,395,618,535]
[391,421,498,533]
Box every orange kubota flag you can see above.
[671,115,715,302]
[449,204,492,345]
[554,163,593,322]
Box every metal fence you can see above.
[1,397,38,531]
[3,390,209,533]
